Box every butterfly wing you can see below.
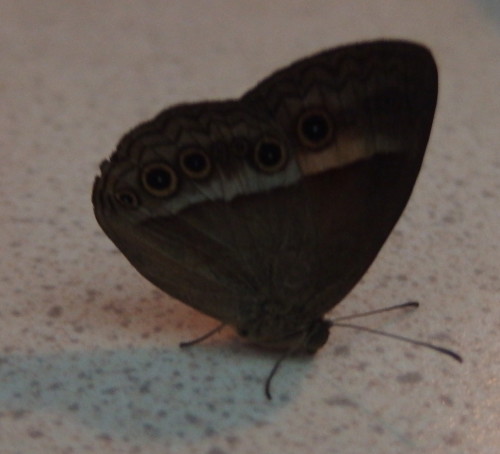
[240,40,438,320]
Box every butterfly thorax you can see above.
[235,303,333,353]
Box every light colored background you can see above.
[1,1,499,453]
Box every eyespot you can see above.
[179,148,211,179]
[253,140,287,173]
[141,162,178,197]
[297,110,334,149]
[115,190,139,208]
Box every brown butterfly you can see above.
[92,40,460,397]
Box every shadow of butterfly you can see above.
[93,40,456,396]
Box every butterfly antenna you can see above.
[332,301,419,322]
[331,321,462,363]
[179,323,226,348]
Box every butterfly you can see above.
[92,40,460,397]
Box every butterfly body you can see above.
[93,40,438,352]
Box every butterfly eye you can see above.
[115,190,139,208]
[141,162,178,197]
[179,148,211,179]
[253,140,287,173]
[297,110,334,149]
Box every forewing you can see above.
[241,40,438,317]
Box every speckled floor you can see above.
[1,1,499,453]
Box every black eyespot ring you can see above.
[141,162,178,197]
[179,148,211,179]
[115,190,139,208]
[297,110,334,150]
[253,140,287,173]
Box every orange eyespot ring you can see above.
[141,162,178,197]
[297,110,334,150]
[253,140,287,173]
[115,189,139,208]
[179,148,211,179]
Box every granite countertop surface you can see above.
[1,1,499,453]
